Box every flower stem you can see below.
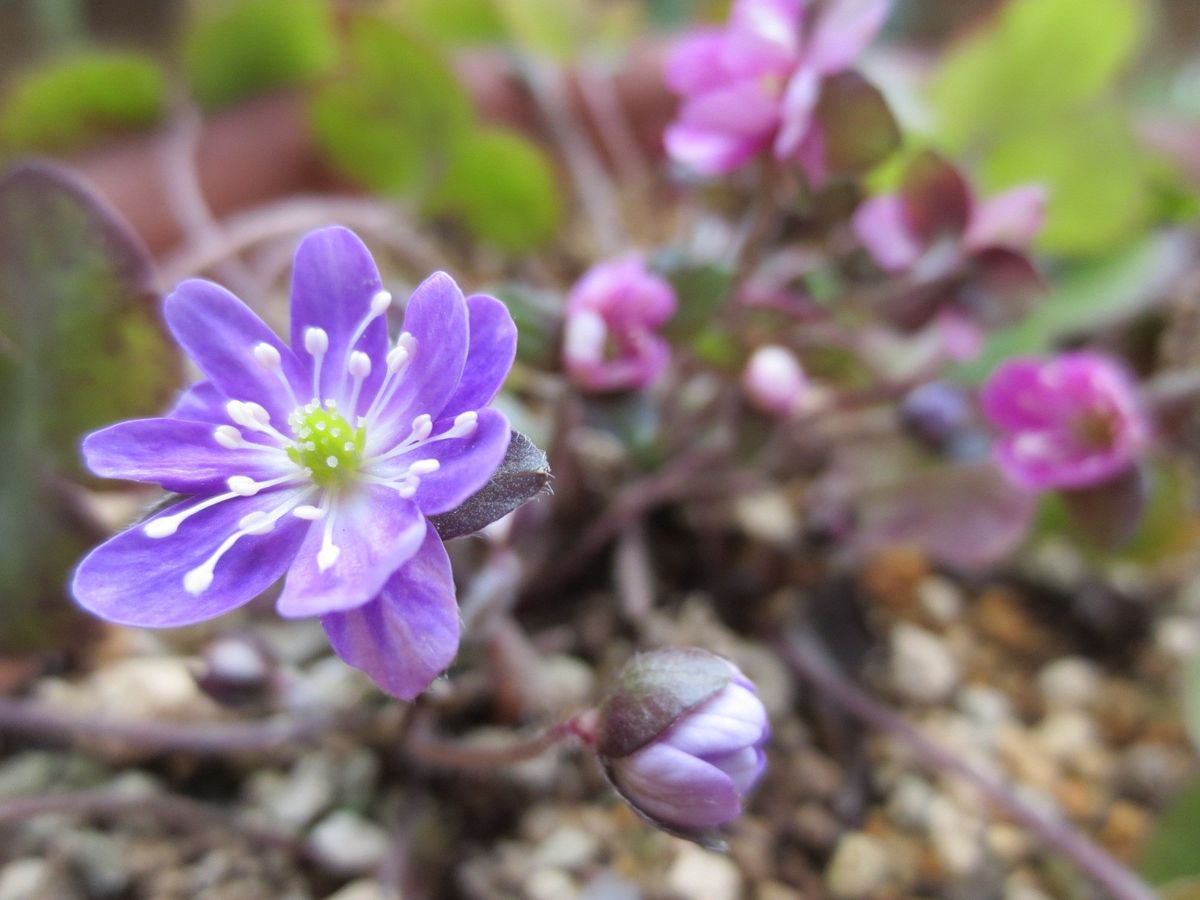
[775,629,1158,900]
[401,710,596,771]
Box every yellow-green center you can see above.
[286,403,366,488]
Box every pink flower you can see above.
[981,352,1149,492]
[664,0,891,180]
[743,345,808,417]
[563,256,677,393]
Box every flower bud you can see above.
[594,648,768,846]
[900,381,973,453]
[743,345,808,418]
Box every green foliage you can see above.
[1140,778,1200,889]
[0,50,166,154]
[494,0,587,59]
[405,0,507,43]
[655,256,732,344]
[428,129,562,252]
[929,0,1155,256]
[1185,651,1200,754]
[183,0,337,110]
[310,17,473,196]
[0,162,178,650]
[494,284,563,369]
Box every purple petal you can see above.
[276,486,427,618]
[806,0,891,74]
[169,381,227,423]
[980,357,1059,432]
[612,742,742,829]
[773,66,820,160]
[370,272,470,447]
[665,30,730,95]
[964,184,1047,252]
[72,488,310,628]
[665,683,769,759]
[83,418,295,494]
[163,280,307,428]
[288,227,388,411]
[665,124,769,175]
[322,529,459,700]
[675,84,781,138]
[853,195,924,272]
[708,745,767,794]
[368,408,511,517]
[724,0,806,76]
[439,294,517,416]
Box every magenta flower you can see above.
[563,255,677,393]
[664,0,891,180]
[72,227,517,699]
[981,352,1149,492]
[595,648,769,841]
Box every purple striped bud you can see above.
[595,648,769,847]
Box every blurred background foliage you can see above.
[1,0,1200,887]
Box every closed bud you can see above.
[743,345,808,418]
[594,648,769,848]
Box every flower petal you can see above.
[665,124,768,175]
[169,381,227,423]
[276,486,427,618]
[288,226,388,411]
[980,357,1059,432]
[369,407,511,517]
[322,529,459,700]
[708,745,767,794]
[773,66,820,160]
[164,279,308,428]
[665,30,730,95]
[806,0,891,74]
[664,683,769,759]
[853,194,925,272]
[612,742,742,829]
[964,184,1047,252]
[439,293,517,416]
[370,272,470,447]
[72,489,310,628]
[83,418,296,494]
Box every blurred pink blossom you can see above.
[563,256,677,392]
[664,0,891,181]
[981,352,1149,492]
[743,344,808,417]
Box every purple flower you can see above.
[743,344,808,417]
[981,352,1149,492]
[595,648,768,840]
[563,255,677,393]
[664,0,891,180]
[72,227,517,700]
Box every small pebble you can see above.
[825,832,891,899]
[1038,657,1102,710]
[918,575,965,625]
[668,844,742,900]
[307,811,390,876]
[889,624,960,704]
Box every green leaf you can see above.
[814,72,901,177]
[405,0,507,43]
[428,128,562,251]
[0,162,177,651]
[654,255,732,343]
[183,0,337,110]
[310,17,473,196]
[494,284,562,369]
[1141,778,1200,887]
[952,232,1193,384]
[494,0,587,58]
[0,50,166,154]
[931,0,1145,150]
[980,112,1152,256]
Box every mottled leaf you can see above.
[1141,778,1200,888]
[429,431,551,540]
[815,72,900,178]
[855,463,1036,571]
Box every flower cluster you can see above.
[72,227,517,699]
[981,352,1149,492]
[563,255,677,393]
[664,0,891,182]
[594,648,769,841]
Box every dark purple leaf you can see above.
[900,150,972,244]
[813,71,901,177]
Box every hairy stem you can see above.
[402,710,595,771]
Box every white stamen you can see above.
[227,475,260,496]
[305,327,328,401]
[447,410,478,438]
[348,350,372,379]
[227,399,290,445]
[238,510,276,535]
[361,333,418,427]
[317,544,341,571]
[411,414,434,442]
[183,568,215,595]
[326,456,338,468]
[316,495,340,572]
[385,345,410,374]
[292,505,325,520]
[214,425,245,449]
[408,458,440,475]
[143,491,240,538]
[226,400,256,429]
[253,342,281,370]
[370,289,393,316]
[396,482,417,498]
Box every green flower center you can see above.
[286,401,366,488]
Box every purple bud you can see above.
[595,648,769,846]
[900,381,973,453]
